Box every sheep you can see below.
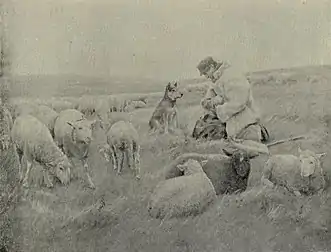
[43,99,77,113]
[125,100,147,112]
[99,120,141,180]
[53,109,97,189]
[11,102,59,137]
[184,82,209,95]
[164,149,254,195]
[261,147,326,197]
[148,159,216,219]
[0,100,13,151]
[11,114,72,188]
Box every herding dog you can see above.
[149,81,184,134]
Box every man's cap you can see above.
[197,56,217,75]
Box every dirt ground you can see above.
[6,65,331,252]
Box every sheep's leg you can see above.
[133,142,141,180]
[126,141,134,170]
[82,159,95,189]
[43,169,54,188]
[22,158,32,188]
[116,151,124,176]
[16,148,24,182]
[112,145,118,171]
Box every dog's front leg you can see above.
[173,111,179,129]
[164,113,169,134]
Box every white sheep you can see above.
[261,147,326,197]
[11,114,72,188]
[148,159,217,219]
[53,109,97,189]
[99,120,141,180]
[11,102,59,137]
[43,99,77,113]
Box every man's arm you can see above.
[200,86,217,110]
[216,78,250,122]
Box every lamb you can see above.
[148,159,216,219]
[53,109,97,189]
[99,120,141,180]
[11,115,71,188]
[164,149,254,195]
[12,102,59,137]
[261,147,326,197]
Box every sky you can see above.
[4,0,331,80]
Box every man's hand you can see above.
[211,96,224,107]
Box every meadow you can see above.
[5,65,331,252]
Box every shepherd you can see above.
[192,56,269,142]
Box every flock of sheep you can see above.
[6,83,328,220]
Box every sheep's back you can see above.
[202,158,246,195]
[54,109,84,144]
[265,155,306,190]
[106,121,138,144]
[149,174,216,218]
[14,103,58,132]
[11,115,55,158]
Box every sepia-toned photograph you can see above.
[1,0,331,251]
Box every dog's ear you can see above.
[174,81,177,87]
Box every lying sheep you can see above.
[11,115,72,188]
[164,149,254,195]
[148,159,216,219]
[12,102,59,137]
[44,99,77,113]
[125,100,147,112]
[261,147,326,197]
[99,120,141,179]
[53,109,97,189]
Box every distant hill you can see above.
[9,64,331,98]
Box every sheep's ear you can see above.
[222,148,233,157]
[200,159,208,166]
[298,146,302,154]
[316,153,326,159]
[67,122,75,128]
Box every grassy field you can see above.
[7,65,331,252]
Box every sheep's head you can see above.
[223,148,251,178]
[67,118,96,145]
[298,147,326,177]
[55,156,72,185]
[177,159,208,176]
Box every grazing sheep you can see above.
[164,149,254,195]
[261,147,326,197]
[12,102,58,137]
[99,120,141,179]
[148,159,216,219]
[53,109,96,189]
[11,115,71,188]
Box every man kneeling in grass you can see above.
[192,56,269,143]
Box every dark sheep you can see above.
[164,149,255,195]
